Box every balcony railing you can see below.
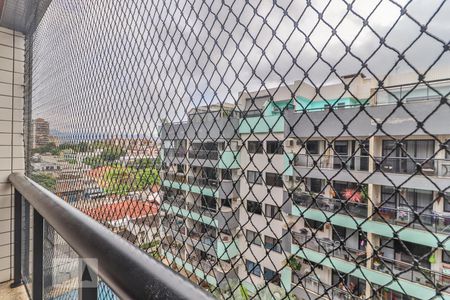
[294,154,450,177]
[293,274,361,300]
[164,148,187,158]
[292,191,368,219]
[294,154,370,171]
[292,231,366,262]
[374,206,450,234]
[188,149,219,160]
[9,173,212,300]
[373,256,450,288]
[163,172,187,183]
[187,176,219,188]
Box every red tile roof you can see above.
[81,200,159,222]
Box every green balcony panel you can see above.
[162,179,217,197]
[216,239,239,260]
[239,115,285,134]
[161,202,217,228]
[218,151,240,169]
[164,251,218,287]
[291,245,449,300]
[292,205,450,250]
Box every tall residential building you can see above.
[159,72,450,300]
[32,117,50,148]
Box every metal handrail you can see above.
[9,173,213,300]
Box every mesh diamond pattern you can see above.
[25,0,450,299]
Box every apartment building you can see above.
[32,117,50,148]
[160,72,450,300]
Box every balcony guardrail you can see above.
[188,149,219,160]
[292,231,366,262]
[294,154,370,171]
[9,173,212,300]
[294,154,450,177]
[292,191,368,219]
[164,148,187,158]
[187,176,219,188]
[373,256,450,288]
[293,274,361,300]
[374,206,450,234]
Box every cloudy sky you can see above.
[30,0,450,140]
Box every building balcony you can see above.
[162,225,239,260]
[292,231,366,263]
[292,153,450,190]
[374,206,450,235]
[292,274,361,300]
[187,149,241,169]
[292,191,368,219]
[372,256,450,289]
[187,176,240,198]
[164,147,187,158]
[7,173,211,300]
[161,200,240,230]
[289,191,450,253]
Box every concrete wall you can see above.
[0,27,24,283]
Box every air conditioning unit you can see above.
[284,138,295,147]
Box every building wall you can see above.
[0,27,24,282]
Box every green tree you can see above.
[30,173,56,191]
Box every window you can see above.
[246,260,261,276]
[221,197,232,208]
[221,169,232,180]
[247,170,262,184]
[305,141,320,154]
[263,268,280,285]
[309,178,323,193]
[264,236,281,253]
[443,250,450,264]
[265,204,281,220]
[248,141,263,154]
[266,172,283,187]
[304,218,324,231]
[445,193,450,212]
[246,230,261,246]
[266,141,283,154]
[247,200,262,215]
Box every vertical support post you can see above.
[11,189,22,287]
[79,260,97,300]
[33,209,43,300]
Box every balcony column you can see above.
[365,136,381,299]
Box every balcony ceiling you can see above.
[0,0,32,33]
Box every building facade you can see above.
[160,72,450,300]
[32,117,50,148]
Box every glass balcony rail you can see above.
[242,110,264,118]
[188,149,219,160]
[376,79,450,105]
[294,153,450,177]
[292,191,368,219]
[372,256,450,288]
[163,172,187,183]
[164,148,187,158]
[377,156,450,177]
[374,206,450,235]
[185,201,236,218]
[163,195,186,208]
[292,231,366,262]
[293,274,361,300]
[187,176,219,188]
[294,154,370,171]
